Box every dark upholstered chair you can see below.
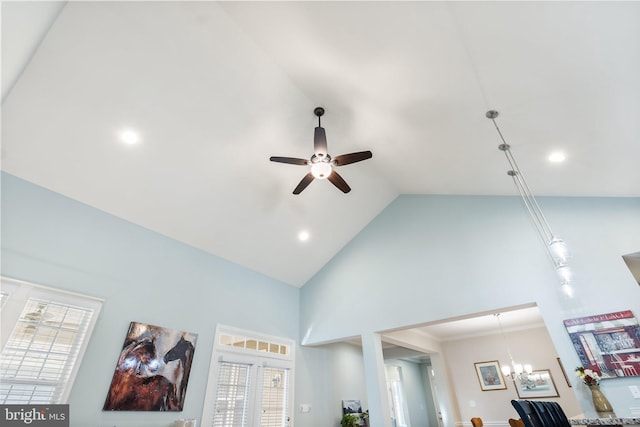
[512,400,572,427]
[544,401,571,427]
[531,401,557,427]
[511,400,544,427]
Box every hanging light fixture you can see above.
[495,313,532,382]
[486,110,573,297]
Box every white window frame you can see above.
[201,324,296,427]
[0,276,102,404]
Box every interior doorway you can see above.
[377,304,582,425]
[382,344,442,427]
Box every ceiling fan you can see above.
[270,107,372,194]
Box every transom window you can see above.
[219,333,290,356]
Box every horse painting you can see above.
[103,322,197,411]
[163,336,195,409]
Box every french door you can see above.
[212,359,290,427]
[203,325,294,427]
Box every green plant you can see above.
[361,410,369,425]
[341,413,359,427]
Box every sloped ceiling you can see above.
[2,1,639,287]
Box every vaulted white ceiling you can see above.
[3,1,639,288]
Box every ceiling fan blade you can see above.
[270,156,308,166]
[327,171,351,193]
[333,151,373,166]
[314,127,328,158]
[293,172,314,194]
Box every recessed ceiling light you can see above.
[298,230,310,242]
[548,151,566,163]
[120,129,140,145]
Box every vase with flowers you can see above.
[575,366,615,417]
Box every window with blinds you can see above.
[201,325,294,427]
[260,367,289,427]
[0,277,101,404]
[213,362,251,427]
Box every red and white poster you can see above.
[564,310,640,378]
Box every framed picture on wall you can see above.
[514,369,559,398]
[342,399,363,414]
[474,360,507,391]
[103,321,197,411]
[563,310,640,379]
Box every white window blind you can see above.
[260,367,289,427]
[0,277,101,404]
[212,362,251,427]
[202,325,295,427]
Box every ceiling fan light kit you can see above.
[270,107,372,194]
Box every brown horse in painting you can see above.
[103,337,178,411]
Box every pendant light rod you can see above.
[487,110,556,245]
[486,110,572,293]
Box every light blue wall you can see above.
[0,172,302,427]
[294,342,369,427]
[4,173,640,425]
[300,194,640,418]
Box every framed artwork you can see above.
[342,400,365,426]
[514,369,559,398]
[103,321,197,411]
[474,360,507,391]
[557,357,572,387]
[564,310,640,378]
[342,399,363,414]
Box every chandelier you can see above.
[486,110,573,297]
[495,313,532,382]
